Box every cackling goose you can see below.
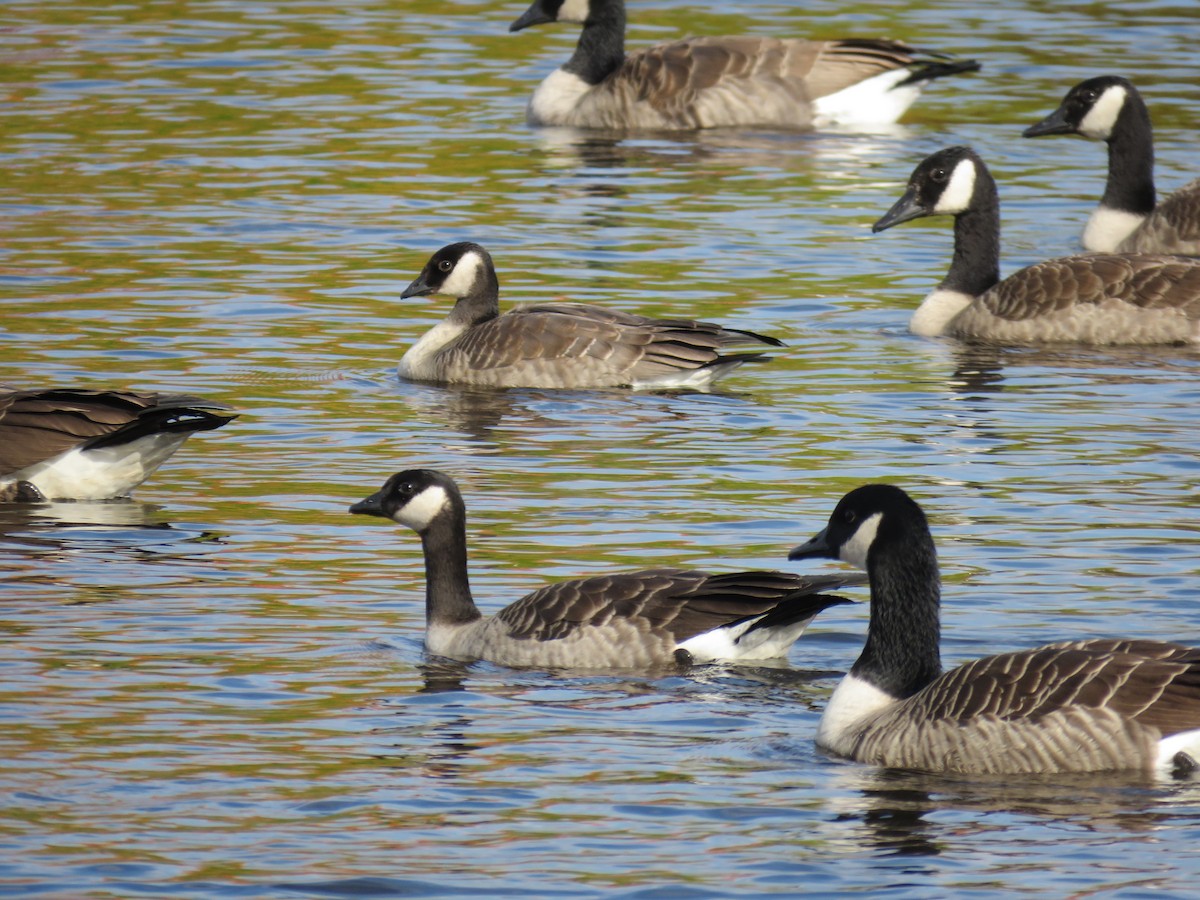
[397,241,783,389]
[509,0,980,130]
[872,145,1200,344]
[350,468,864,669]
[1024,76,1200,256]
[0,387,236,502]
[790,484,1200,778]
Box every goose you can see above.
[0,387,236,502]
[789,484,1200,778]
[1023,75,1200,256]
[871,145,1200,344]
[349,468,864,669]
[397,242,783,389]
[508,0,980,130]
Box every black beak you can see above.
[872,185,930,233]
[350,489,387,518]
[788,526,832,561]
[400,270,433,299]
[510,2,552,32]
[1023,106,1073,138]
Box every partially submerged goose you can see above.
[397,242,782,389]
[349,469,863,669]
[0,387,236,502]
[1024,75,1200,256]
[509,0,979,130]
[790,484,1200,778]
[872,145,1200,344]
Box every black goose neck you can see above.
[853,526,942,699]
[448,265,501,327]
[941,177,1002,297]
[419,509,482,627]
[562,2,626,85]
[1102,90,1156,215]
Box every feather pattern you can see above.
[790,484,1200,776]
[350,469,863,669]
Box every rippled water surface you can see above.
[3,1,1200,896]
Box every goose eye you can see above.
[438,259,453,272]
[841,509,858,525]
[930,167,948,183]
[399,481,415,496]
[1080,89,1097,103]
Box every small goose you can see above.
[349,468,864,669]
[789,484,1200,778]
[0,387,236,502]
[1024,75,1200,256]
[872,145,1200,344]
[397,242,782,389]
[509,0,980,130]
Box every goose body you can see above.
[509,0,979,131]
[0,387,236,502]
[397,242,782,389]
[872,145,1200,344]
[790,484,1200,778]
[350,469,863,669]
[1024,76,1200,256]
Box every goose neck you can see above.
[942,200,1002,298]
[563,3,626,85]
[448,275,501,327]
[1103,94,1156,215]
[419,512,482,628]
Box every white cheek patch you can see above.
[438,251,484,298]
[558,0,590,23]
[933,158,977,215]
[397,484,449,532]
[839,512,882,571]
[1078,84,1127,139]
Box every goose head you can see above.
[1023,75,1133,142]
[350,468,464,535]
[401,242,498,302]
[510,0,595,31]
[788,484,929,572]
[872,145,989,232]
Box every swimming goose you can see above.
[349,468,864,668]
[397,242,783,389]
[1023,76,1200,256]
[789,484,1200,778]
[509,0,980,130]
[872,145,1200,344]
[0,387,236,502]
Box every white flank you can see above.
[528,68,592,127]
[439,250,485,298]
[396,484,449,532]
[1155,728,1200,779]
[397,320,468,380]
[630,365,721,392]
[7,433,191,501]
[557,0,590,24]
[1081,205,1146,252]
[812,69,920,127]
[676,614,816,662]
[910,288,974,337]
[816,673,896,754]
[838,512,881,571]
[676,619,756,663]
[1078,84,1127,140]
[933,157,978,215]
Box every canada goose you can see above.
[508,0,980,130]
[0,387,236,502]
[789,484,1200,778]
[349,469,864,669]
[872,145,1200,344]
[397,242,783,389]
[1023,76,1200,256]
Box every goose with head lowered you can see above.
[872,145,1200,344]
[349,469,864,669]
[508,0,980,130]
[789,484,1200,778]
[397,242,782,389]
[0,387,236,502]
[1024,75,1200,256]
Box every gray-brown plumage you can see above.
[1024,75,1200,256]
[397,242,782,389]
[349,469,864,669]
[0,387,236,502]
[872,145,1200,344]
[509,0,979,130]
[789,484,1200,777]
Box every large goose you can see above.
[789,484,1200,778]
[349,468,864,668]
[1024,76,1200,256]
[0,387,236,502]
[508,0,980,130]
[872,145,1200,344]
[397,242,782,389]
